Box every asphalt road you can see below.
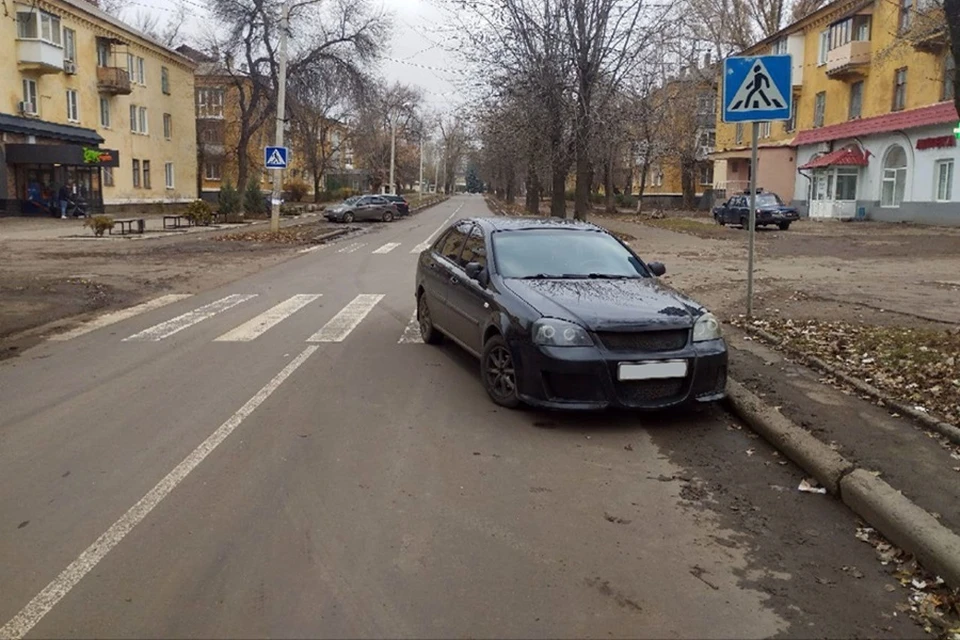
[0,196,923,639]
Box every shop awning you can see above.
[0,114,103,145]
[799,146,869,170]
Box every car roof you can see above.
[468,216,605,233]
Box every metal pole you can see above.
[269,0,291,234]
[418,136,424,201]
[433,143,440,193]
[746,121,759,317]
[388,116,397,195]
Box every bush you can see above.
[331,187,356,201]
[218,180,242,215]
[283,179,309,202]
[84,214,114,237]
[184,199,213,225]
[243,180,266,216]
[615,193,638,209]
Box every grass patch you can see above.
[213,224,339,245]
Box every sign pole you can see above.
[747,122,759,317]
[269,0,291,234]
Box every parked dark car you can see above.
[414,217,728,410]
[713,190,799,230]
[382,194,410,216]
[325,195,398,223]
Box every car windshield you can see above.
[756,193,784,206]
[492,229,648,279]
[343,196,361,205]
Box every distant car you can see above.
[325,195,398,223]
[713,190,799,230]
[414,216,728,410]
[382,194,410,216]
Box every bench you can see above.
[211,211,228,224]
[163,214,189,230]
[110,218,145,235]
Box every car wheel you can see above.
[418,292,443,345]
[778,221,791,231]
[382,210,394,222]
[715,214,725,226]
[342,211,354,223]
[481,334,521,409]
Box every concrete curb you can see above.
[725,377,960,587]
[740,324,960,446]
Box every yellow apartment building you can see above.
[2,0,197,215]
[712,0,957,224]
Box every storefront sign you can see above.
[916,136,957,151]
[82,147,119,166]
[5,144,119,166]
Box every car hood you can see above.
[503,278,703,331]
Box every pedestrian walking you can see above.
[58,183,70,219]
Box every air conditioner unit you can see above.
[18,101,36,115]
[64,61,77,74]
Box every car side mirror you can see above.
[465,262,489,286]
[648,261,666,277]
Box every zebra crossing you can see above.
[52,292,429,347]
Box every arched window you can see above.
[881,145,907,207]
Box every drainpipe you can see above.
[797,167,813,219]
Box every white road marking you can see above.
[214,294,322,342]
[398,309,423,344]
[372,242,401,254]
[122,294,257,342]
[0,345,319,640]
[306,294,384,343]
[297,244,327,254]
[48,294,192,341]
[337,242,366,254]
[411,202,465,253]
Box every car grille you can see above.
[615,379,687,405]
[542,372,606,402]
[596,329,688,352]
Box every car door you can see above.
[354,196,375,220]
[422,224,469,333]
[726,196,742,224]
[443,223,492,355]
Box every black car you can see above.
[713,190,799,230]
[382,194,410,216]
[414,217,728,410]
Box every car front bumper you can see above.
[757,211,799,224]
[510,338,728,410]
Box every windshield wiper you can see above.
[519,273,564,279]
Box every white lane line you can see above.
[214,294,322,342]
[410,202,465,253]
[122,294,257,342]
[0,345,319,640]
[48,294,192,341]
[372,242,401,254]
[337,242,366,254]
[297,244,327,254]
[306,294,385,343]
[398,309,423,344]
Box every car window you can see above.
[458,224,487,269]
[344,196,360,205]
[438,223,469,264]
[371,196,387,204]
[492,229,648,278]
[756,193,784,206]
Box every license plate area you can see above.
[617,360,688,381]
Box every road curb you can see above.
[311,228,355,244]
[739,324,960,446]
[725,377,960,587]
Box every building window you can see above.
[830,19,851,50]
[759,122,771,138]
[772,38,787,54]
[881,145,907,207]
[735,123,744,145]
[100,97,110,128]
[785,97,797,132]
[697,95,716,116]
[165,162,175,189]
[17,11,61,45]
[935,159,954,201]
[698,130,716,148]
[899,0,912,32]
[647,164,662,187]
[22,79,38,114]
[132,159,141,188]
[130,104,137,132]
[63,28,76,62]
[818,31,829,64]
[66,89,79,122]
[835,167,859,201]
[699,163,714,186]
[854,15,871,40]
[204,161,222,181]
[161,67,170,94]
[130,106,149,134]
[944,55,956,103]
[814,92,826,127]
[97,41,110,67]
[143,160,151,189]
[197,88,225,118]
[892,67,907,111]
[127,54,145,84]
[103,167,114,187]
[163,113,172,139]
[849,81,863,119]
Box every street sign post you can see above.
[722,54,792,317]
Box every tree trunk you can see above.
[313,170,322,202]
[550,168,567,218]
[604,157,615,213]
[637,159,650,214]
[681,162,696,210]
[236,128,251,191]
[505,168,516,204]
[525,158,541,215]
[948,0,960,116]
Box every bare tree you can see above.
[352,83,423,193]
[128,3,188,46]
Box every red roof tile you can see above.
[799,146,869,169]
[793,102,959,146]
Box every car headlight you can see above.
[532,318,593,347]
[693,312,722,342]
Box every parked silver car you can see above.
[325,195,399,223]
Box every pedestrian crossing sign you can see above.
[722,55,792,123]
[264,146,289,169]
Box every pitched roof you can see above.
[799,145,869,169]
[794,102,959,146]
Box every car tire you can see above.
[343,211,354,223]
[382,210,394,222]
[715,214,725,226]
[481,334,521,409]
[778,221,791,231]
[418,292,443,345]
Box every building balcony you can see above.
[17,39,64,74]
[200,142,226,156]
[910,24,948,53]
[826,40,871,79]
[97,66,132,95]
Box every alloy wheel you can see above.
[485,345,517,402]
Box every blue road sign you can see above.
[722,55,792,123]
[264,146,289,169]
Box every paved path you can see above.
[0,196,918,638]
